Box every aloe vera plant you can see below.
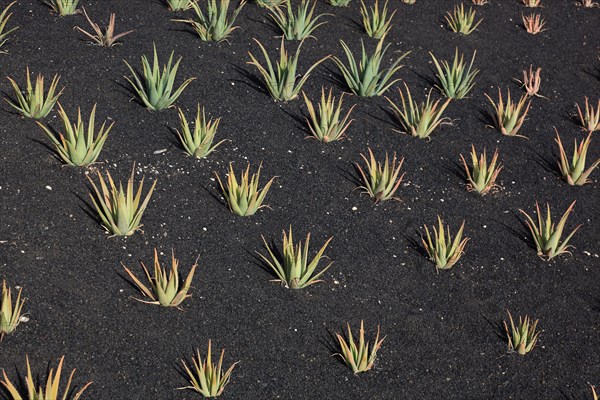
[360,0,395,39]
[593,385,598,400]
[75,8,135,47]
[576,97,600,133]
[179,341,239,398]
[1,356,92,400]
[248,38,328,101]
[124,44,196,111]
[485,88,531,138]
[5,68,64,119]
[445,4,482,35]
[37,103,113,166]
[173,0,245,42]
[87,164,157,236]
[514,65,546,98]
[123,249,198,307]
[335,320,385,374]
[270,0,328,40]
[522,13,546,34]
[555,129,600,185]
[503,310,540,355]
[1,280,24,340]
[328,0,351,6]
[460,145,502,194]
[386,83,452,139]
[421,216,469,270]
[355,148,405,202]
[0,1,18,53]
[46,0,80,15]
[333,36,410,97]
[176,105,226,159]
[258,227,333,289]
[166,0,195,11]
[302,88,355,142]
[215,163,276,216]
[520,201,581,259]
[430,49,479,99]
[255,0,285,8]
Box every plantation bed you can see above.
[0,0,599,399]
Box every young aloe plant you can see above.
[5,68,64,119]
[37,103,113,167]
[333,36,410,97]
[485,88,531,138]
[302,88,355,142]
[460,145,503,195]
[75,8,135,47]
[328,0,351,6]
[355,148,405,203]
[360,0,396,39]
[386,83,452,139]
[1,356,92,400]
[522,13,547,34]
[179,341,239,398]
[255,0,285,8]
[555,130,600,186]
[248,38,329,101]
[270,0,328,41]
[124,44,196,111]
[503,311,540,355]
[176,105,227,159]
[335,321,385,374]
[576,97,600,133]
[593,386,598,400]
[87,164,157,236]
[445,4,482,35]
[0,280,25,340]
[430,49,479,99]
[215,163,276,216]
[421,216,469,270]
[123,249,198,308]
[166,0,195,11]
[519,201,581,260]
[46,0,80,15]
[258,227,333,289]
[0,1,18,53]
[514,65,546,98]
[173,0,245,42]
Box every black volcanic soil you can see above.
[0,0,599,399]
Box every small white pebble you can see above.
[45,185,52,190]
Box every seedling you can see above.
[355,148,405,203]
[0,280,24,340]
[334,36,410,97]
[485,88,531,138]
[179,341,238,398]
[123,249,198,307]
[555,129,600,186]
[514,65,546,98]
[386,83,452,139]
[1,356,92,399]
[124,44,196,111]
[460,145,502,195]
[173,0,245,42]
[258,227,333,289]
[6,68,64,119]
[302,88,355,142]
[335,320,385,374]
[75,8,135,47]
[503,310,540,355]
[87,163,157,236]
[520,201,581,260]
[215,163,276,216]
[248,38,328,101]
[430,49,479,99]
[421,216,469,270]
[522,13,546,34]
[176,105,227,158]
